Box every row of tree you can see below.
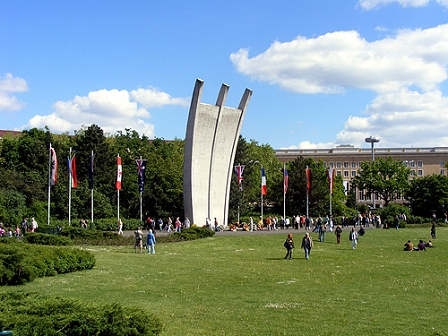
[0,124,446,227]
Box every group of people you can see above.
[0,223,21,238]
[133,227,156,254]
[284,232,314,260]
[403,239,432,251]
[142,216,196,233]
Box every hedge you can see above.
[0,292,164,335]
[0,239,95,285]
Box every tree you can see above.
[351,157,411,206]
[406,174,448,218]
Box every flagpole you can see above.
[283,163,286,221]
[261,166,264,221]
[117,154,121,223]
[306,166,309,218]
[47,144,52,225]
[139,156,143,222]
[68,147,72,226]
[90,151,94,225]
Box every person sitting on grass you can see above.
[403,240,414,251]
[417,240,426,251]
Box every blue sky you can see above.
[1,0,448,149]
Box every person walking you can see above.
[431,222,436,239]
[147,229,156,254]
[134,227,143,253]
[118,218,123,235]
[283,233,294,260]
[301,232,313,260]
[349,227,358,249]
[335,225,342,244]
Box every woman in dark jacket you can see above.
[284,233,294,260]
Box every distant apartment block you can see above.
[276,145,448,209]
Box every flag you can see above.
[68,154,78,188]
[50,146,58,185]
[136,159,147,192]
[234,165,245,190]
[116,155,122,190]
[327,168,335,194]
[88,153,94,190]
[261,167,267,195]
[305,167,311,195]
[283,167,289,194]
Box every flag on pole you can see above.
[136,159,147,192]
[88,152,94,190]
[234,165,245,190]
[261,167,267,195]
[327,168,335,194]
[68,154,78,188]
[50,147,58,185]
[283,167,289,194]
[305,167,311,195]
[116,155,122,190]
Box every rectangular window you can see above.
[417,169,423,176]
[336,170,342,176]
[351,170,357,177]
[343,162,349,168]
[344,170,349,177]
[410,161,416,168]
[411,170,416,176]
[358,162,363,168]
[440,161,445,167]
[323,162,327,168]
[417,161,423,168]
[441,169,445,175]
[336,162,342,168]
[329,162,334,168]
[351,161,357,169]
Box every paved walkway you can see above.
[122,225,370,237]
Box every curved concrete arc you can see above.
[183,79,252,227]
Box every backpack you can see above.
[284,241,291,249]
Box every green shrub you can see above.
[59,226,133,246]
[0,240,95,285]
[0,292,164,335]
[24,232,73,246]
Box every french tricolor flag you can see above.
[261,167,267,195]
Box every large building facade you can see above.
[276,145,448,209]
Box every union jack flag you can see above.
[234,165,245,191]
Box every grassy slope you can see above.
[2,228,447,336]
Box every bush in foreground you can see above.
[0,239,95,285]
[0,292,164,336]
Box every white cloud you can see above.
[231,24,448,94]
[358,0,448,9]
[23,87,189,137]
[0,73,28,111]
[130,87,189,109]
[232,24,448,149]
[335,89,448,147]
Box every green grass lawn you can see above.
[2,228,447,335]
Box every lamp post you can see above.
[365,136,380,209]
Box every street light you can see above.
[365,136,380,209]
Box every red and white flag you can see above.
[327,168,335,194]
[116,155,122,190]
[50,146,58,185]
[69,154,78,188]
[261,167,267,195]
[305,167,311,195]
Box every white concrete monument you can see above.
[183,79,252,227]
